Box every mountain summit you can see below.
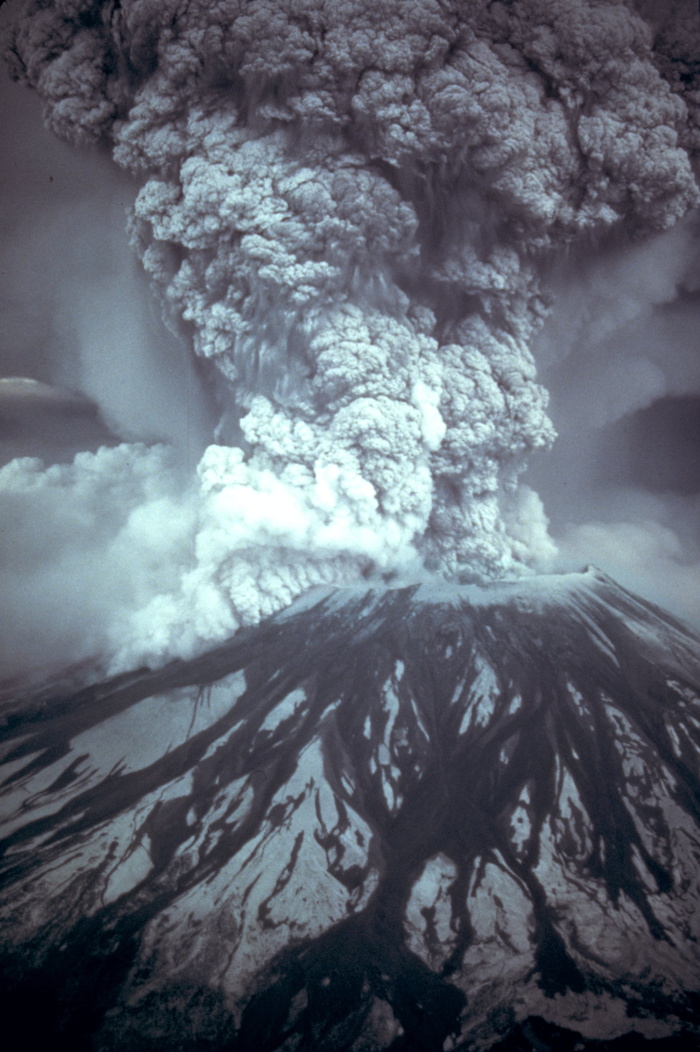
[1,568,699,1051]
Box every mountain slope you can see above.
[1,568,699,1050]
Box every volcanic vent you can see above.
[1,568,699,1050]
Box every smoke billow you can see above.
[1,0,699,674]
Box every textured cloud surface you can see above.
[1,0,699,672]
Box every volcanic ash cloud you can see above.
[1,0,699,671]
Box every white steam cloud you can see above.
[1,0,699,675]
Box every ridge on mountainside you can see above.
[1,568,699,1051]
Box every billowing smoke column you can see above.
[2,0,699,671]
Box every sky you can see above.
[0,0,699,681]
[526,215,700,623]
[0,71,216,465]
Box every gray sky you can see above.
[525,221,700,625]
[0,68,215,465]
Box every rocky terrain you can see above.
[1,568,699,1051]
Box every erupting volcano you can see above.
[2,569,700,1049]
[1,0,700,1048]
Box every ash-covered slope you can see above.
[1,568,700,1051]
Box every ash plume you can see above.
[1,0,699,673]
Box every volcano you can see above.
[1,568,699,1051]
